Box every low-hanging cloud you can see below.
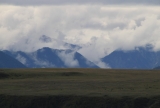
[29,52,56,68]
[16,54,27,65]
[0,5,160,67]
[57,51,79,67]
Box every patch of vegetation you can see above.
[55,72,84,76]
[0,95,160,108]
[0,70,10,79]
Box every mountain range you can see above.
[3,47,99,68]
[102,47,160,69]
[1,44,160,69]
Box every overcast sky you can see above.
[0,0,160,67]
[0,0,160,5]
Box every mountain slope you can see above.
[4,47,99,68]
[102,47,160,69]
[4,48,66,68]
[0,51,26,68]
[153,66,160,69]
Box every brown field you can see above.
[0,68,160,97]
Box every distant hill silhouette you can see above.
[0,51,26,68]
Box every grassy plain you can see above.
[0,68,160,97]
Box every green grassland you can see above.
[0,68,160,108]
[0,68,160,97]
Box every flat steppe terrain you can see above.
[0,68,160,97]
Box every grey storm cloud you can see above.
[0,0,159,5]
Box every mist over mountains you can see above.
[1,43,160,69]
[1,42,160,69]
[3,47,99,68]
[102,47,160,69]
[0,35,98,68]
[0,51,26,68]
[0,5,160,69]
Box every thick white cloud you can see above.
[57,51,79,67]
[0,5,160,68]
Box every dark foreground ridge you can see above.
[1,68,160,107]
[0,95,160,108]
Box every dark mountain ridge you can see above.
[0,51,26,68]
[3,47,99,68]
[102,47,160,69]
